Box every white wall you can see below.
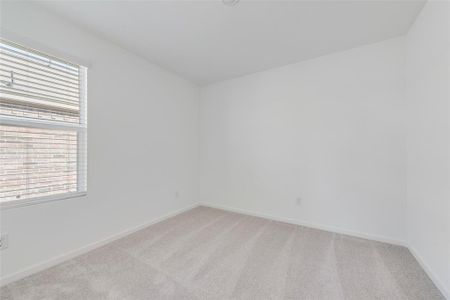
[0,2,200,280]
[405,0,450,297]
[200,37,407,244]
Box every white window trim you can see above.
[0,191,87,210]
[0,43,88,209]
[0,115,88,210]
[0,116,85,131]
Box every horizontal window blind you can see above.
[0,39,87,205]
[0,40,81,123]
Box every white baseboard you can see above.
[0,203,200,287]
[408,246,449,300]
[202,202,450,299]
[3,202,447,300]
[201,202,406,246]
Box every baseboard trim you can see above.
[201,202,405,246]
[0,203,200,287]
[3,202,447,299]
[408,246,449,300]
[202,202,450,299]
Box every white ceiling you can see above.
[37,0,425,85]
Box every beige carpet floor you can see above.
[1,206,445,300]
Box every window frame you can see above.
[0,40,88,210]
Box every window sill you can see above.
[0,191,87,210]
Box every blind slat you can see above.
[1,75,79,99]
[0,62,79,89]
[0,69,79,91]
[1,183,77,195]
[0,55,79,82]
[1,87,79,106]
[0,126,79,137]
[0,170,77,179]
[2,177,77,189]
[0,165,78,174]
[0,44,78,71]
[1,91,79,112]
[0,48,79,76]
[0,73,79,96]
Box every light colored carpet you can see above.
[1,206,444,299]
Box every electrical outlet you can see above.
[296,197,302,205]
[175,191,180,198]
[0,234,8,250]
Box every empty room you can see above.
[0,0,449,299]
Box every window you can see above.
[0,39,87,207]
